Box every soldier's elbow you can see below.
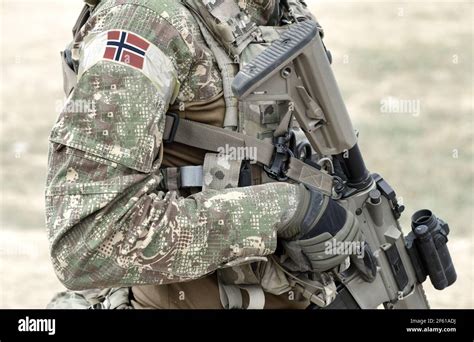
[50,252,93,291]
[50,237,102,291]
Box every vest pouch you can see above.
[182,0,258,57]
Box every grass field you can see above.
[0,0,472,308]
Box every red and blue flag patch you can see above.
[103,31,150,70]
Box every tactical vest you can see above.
[178,0,309,309]
[55,0,336,309]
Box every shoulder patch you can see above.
[104,31,150,70]
[78,30,179,102]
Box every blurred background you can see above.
[0,0,472,308]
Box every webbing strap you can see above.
[270,256,337,308]
[161,165,204,190]
[218,282,243,309]
[84,0,101,6]
[286,158,334,195]
[192,15,239,130]
[180,165,203,188]
[73,5,92,38]
[239,285,266,310]
[217,281,265,310]
[164,115,333,196]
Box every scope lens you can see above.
[412,209,433,225]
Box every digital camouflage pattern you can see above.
[46,0,302,290]
[202,154,243,191]
[237,0,278,25]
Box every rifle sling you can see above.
[163,115,333,196]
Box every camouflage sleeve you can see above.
[46,1,301,290]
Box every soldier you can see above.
[46,0,363,309]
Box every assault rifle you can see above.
[232,20,456,309]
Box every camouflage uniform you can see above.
[46,0,314,308]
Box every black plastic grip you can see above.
[232,20,318,98]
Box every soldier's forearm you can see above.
[48,163,300,290]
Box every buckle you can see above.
[164,112,180,144]
[264,134,294,181]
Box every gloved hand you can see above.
[277,184,363,273]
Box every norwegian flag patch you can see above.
[103,31,150,70]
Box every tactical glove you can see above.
[277,184,363,273]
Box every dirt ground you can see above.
[0,0,472,308]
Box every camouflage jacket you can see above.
[46,0,303,290]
